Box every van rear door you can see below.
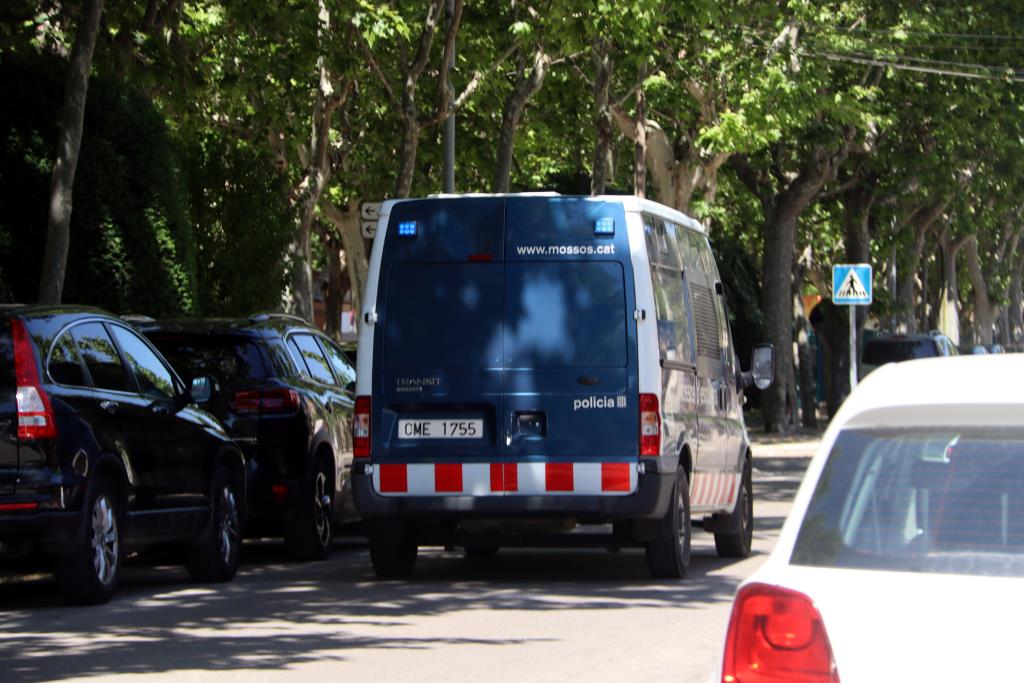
[0,320,16,495]
[504,198,638,495]
[372,199,506,494]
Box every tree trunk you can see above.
[493,48,548,193]
[794,289,817,429]
[760,201,800,432]
[895,198,948,333]
[590,40,613,195]
[319,221,348,340]
[395,80,421,198]
[39,0,106,304]
[288,5,340,322]
[964,236,994,346]
[732,143,849,433]
[1009,254,1024,346]
[323,199,369,325]
[633,70,647,198]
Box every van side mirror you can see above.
[749,344,774,390]
[190,375,219,404]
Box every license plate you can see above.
[398,419,483,439]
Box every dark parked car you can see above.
[0,306,245,604]
[140,314,356,560]
[860,332,957,378]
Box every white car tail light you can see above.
[722,583,840,683]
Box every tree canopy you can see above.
[3,0,1024,430]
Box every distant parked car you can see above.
[0,306,245,604]
[140,314,356,560]
[990,344,1006,354]
[860,332,956,377]
[709,354,1024,683]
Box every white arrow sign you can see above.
[360,202,381,220]
[361,220,377,239]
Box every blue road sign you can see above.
[832,264,872,305]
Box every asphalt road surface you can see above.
[0,436,817,683]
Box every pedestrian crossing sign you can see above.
[832,264,872,305]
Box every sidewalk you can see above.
[748,421,825,459]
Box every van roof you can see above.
[381,194,706,234]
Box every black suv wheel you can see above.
[286,457,334,561]
[55,479,122,605]
[187,466,243,582]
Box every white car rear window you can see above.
[792,427,1024,577]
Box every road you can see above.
[0,436,818,683]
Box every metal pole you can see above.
[442,0,456,193]
[849,305,858,391]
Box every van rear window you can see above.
[383,263,503,370]
[506,262,626,369]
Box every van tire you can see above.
[369,525,417,579]
[714,458,753,558]
[645,468,691,579]
[187,466,243,583]
[55,478,122,605]
[285,456,334,561]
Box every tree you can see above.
[39,0,105,303]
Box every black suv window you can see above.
[148,334,268,385]
[71,322,131,392]
[290,334,334,385]
[48,330,86,386]
[110,326,177,400]
[321,339,355,388]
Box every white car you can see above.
[710,355,1024,683]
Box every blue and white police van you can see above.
[351,194,773,578]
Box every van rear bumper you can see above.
[351,464,674,521]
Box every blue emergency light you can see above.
[398,220,419,237]
[594,217,615,235]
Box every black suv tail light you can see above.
[11,318,56,440]
[231,388,300,415]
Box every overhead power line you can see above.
[804,50,1024,83]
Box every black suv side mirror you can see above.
[742,344,774,391]
[190,375,219,404]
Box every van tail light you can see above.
[353,396,371,458]
[11,318,56,441]
[639,393,660,456]
[722,583,840,683]
[230,388,299,415]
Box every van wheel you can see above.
[714,459,753,558]
[645,468,691,579]
[286,457,334,561]
[368,524,417,579]
[55,479,122,605]
[187,467,243,582]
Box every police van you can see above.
[352,194,773,578]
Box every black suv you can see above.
[0,306,245,604]
[141,314,356,560]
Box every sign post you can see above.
[832,264,873,391]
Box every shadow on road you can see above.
[0,452,813,681]
[0,537,750,681]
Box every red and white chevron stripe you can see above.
[371,461,638,496]
[689,470,740,510]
